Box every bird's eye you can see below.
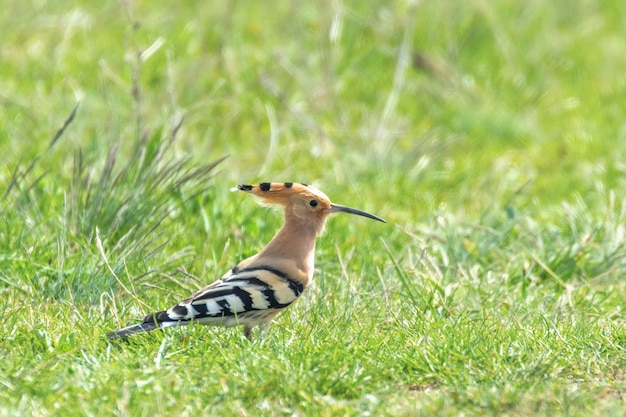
[309,199,318,207]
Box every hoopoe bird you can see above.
[106,182,385,340]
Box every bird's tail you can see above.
[106,311,178,339]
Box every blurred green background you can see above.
[2,1,626,415]
[3,1,625,213]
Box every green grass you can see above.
[2,0,626,415]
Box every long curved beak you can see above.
[328,204,386,223]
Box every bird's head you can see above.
[234,182,386,227]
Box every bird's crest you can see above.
[233,182,331,207]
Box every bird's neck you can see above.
[257,214,325,277]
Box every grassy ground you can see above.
[2,0,626,415]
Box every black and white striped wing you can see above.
[156,265,305,326]
[106,265,306,339]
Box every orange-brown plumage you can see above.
[107,181,385,340]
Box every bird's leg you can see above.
[262,322,271,337]
[243,325,253,341]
